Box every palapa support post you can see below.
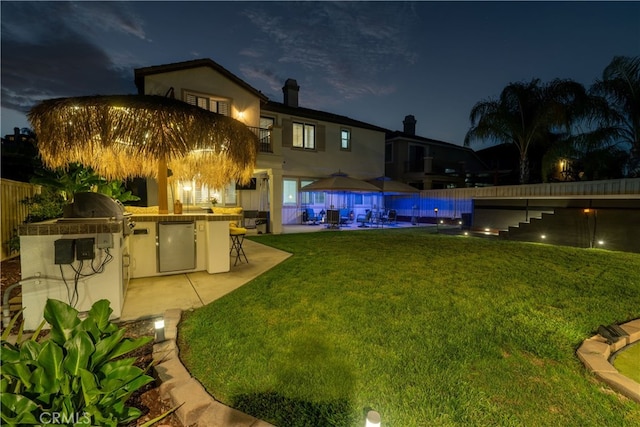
[158,157,169,214]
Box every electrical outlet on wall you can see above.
[76,238,95,260]
[96,233,113,249]
[54,239,75,264]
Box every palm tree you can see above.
[589,56,640,176]
[464,78,588,184]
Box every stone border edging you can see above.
[152,309,275,427]
[577,318,640,403]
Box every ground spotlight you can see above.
[365,410,381,427]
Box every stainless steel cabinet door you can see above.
[157,222,196,272]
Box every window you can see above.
[293,122,315,149]
[283,179,298,205]
[341,129,351,150]
[178,180,236,206]
[408,144,425,172]
[385,143,393,163]
[185,92,230,116]
[300,179,325,205]
[354,193,372,206]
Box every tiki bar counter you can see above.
[17,202,243,330]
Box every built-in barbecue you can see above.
[56,192,135,234]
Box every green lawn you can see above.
[613,342,640,384]
[178,228,640,427]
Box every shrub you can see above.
[0,299,153,426]
[21,189,66,223]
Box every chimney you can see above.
[403,115,417,135]
[283,78,300,108]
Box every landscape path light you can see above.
[583,208,599,248]
[155,318,166,343]
[365,410,381,427]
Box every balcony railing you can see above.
[247,126,273,153]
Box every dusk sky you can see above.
[2,1,639,147]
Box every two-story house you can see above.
[261,79,387,225]
[385,115,489,189]
[134,59,386,233]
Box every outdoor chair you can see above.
[387,209,397,225]
[255,211,269,234]
[339,208,351,225]
[243,210,259,229]
[303,208,319,225]
[229,224,248,266]
[357,210,372,227]
[326,209,340,229]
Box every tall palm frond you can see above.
[590,56,640,158]
[465,78,587,184]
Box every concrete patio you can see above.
[120,221,436,321]
[120,238,292,321]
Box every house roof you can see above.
[386,130,475,152]
[134,58,268,102]
[262,101,389,133]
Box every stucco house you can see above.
[134,58,387,233]
[385,115,489,189]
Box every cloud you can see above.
[239,65,285,95]
[68,2,148,41]
[1,2,143,114]
[241,2,419,100]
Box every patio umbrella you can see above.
[300,171,381,193]
[366,176,420,214]
[28,94,258,213]
[365,176,419,195]
[301,171,381,216]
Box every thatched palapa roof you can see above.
[28,95,258,188]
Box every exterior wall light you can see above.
[598,240,604,245]
[365,410,381,427]
[155,318,166,342]
[541,234,546,239]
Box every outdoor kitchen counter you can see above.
[127,213,241,278]
[128,213,242,222]
[17,219,129,330]
[18,219,124,236]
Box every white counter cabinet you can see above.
[18,222,128,330]
[128,214,238,278]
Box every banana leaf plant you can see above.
[0,299,154,426]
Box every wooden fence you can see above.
[1,179,40,260]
